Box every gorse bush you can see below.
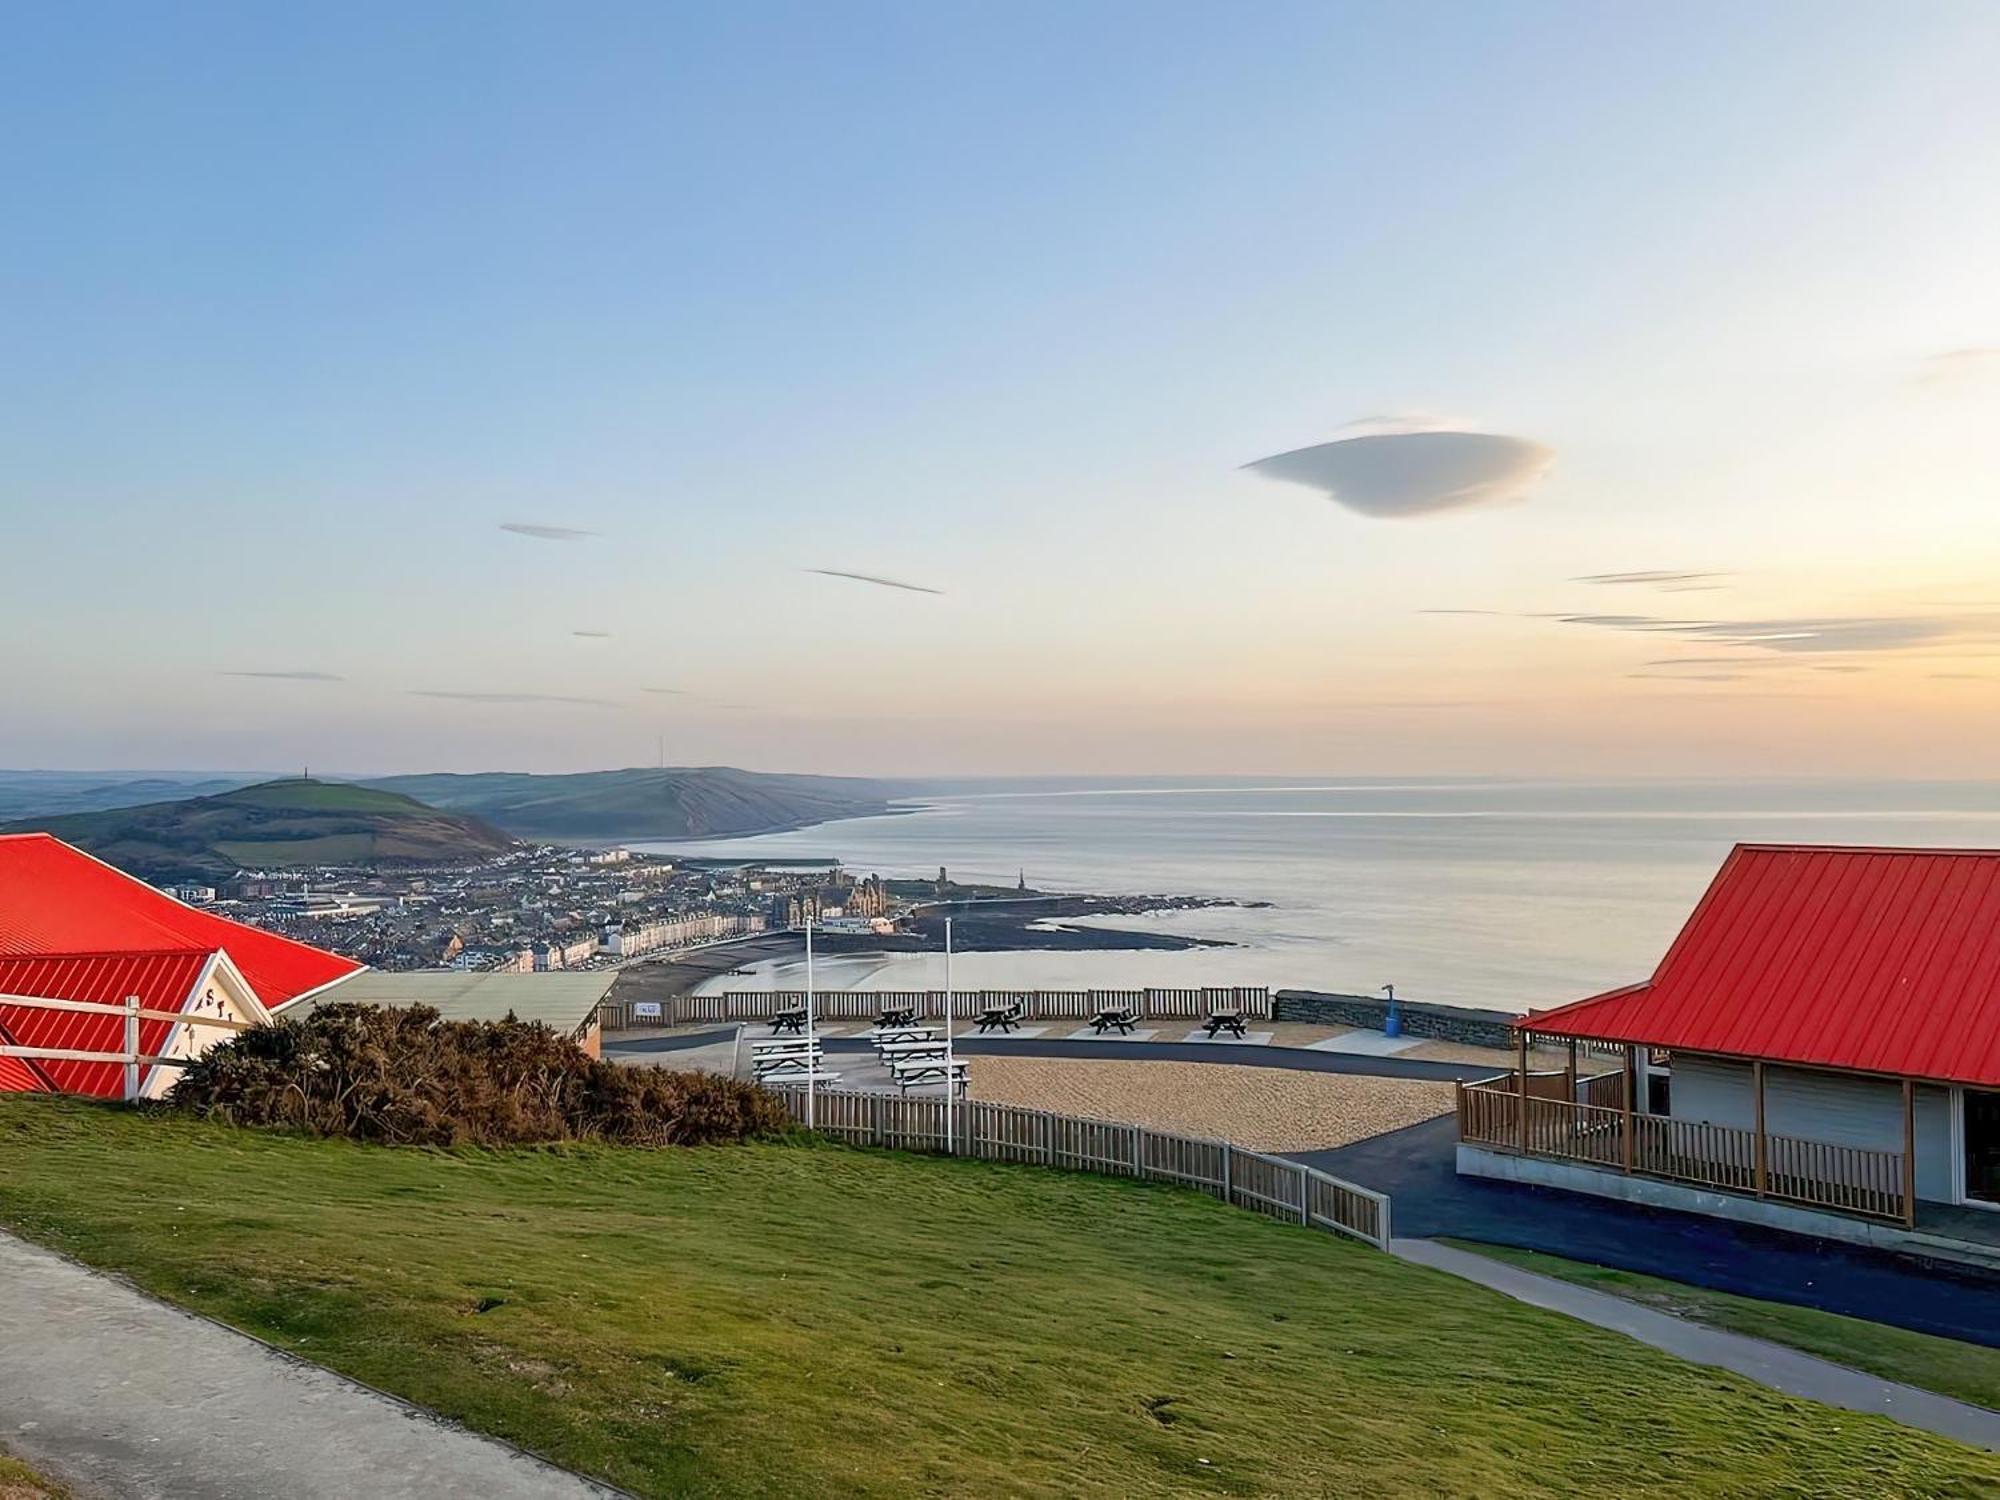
[166,1003,788,1147]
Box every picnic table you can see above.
[752,1041,823,1077]
[768,1006,808,1034]
[1202,1008,1248,1039]
[870,1023,937,1046]
[875,1004,918,1028]
[974,1002,1024,1034]
[876,1039,950,1064]
[759,1059,840,1088]
[890,1057,969,1097]
[1089,1004,1139,1035]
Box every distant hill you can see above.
[361,767,896,841]
[0,770,262,822]
[5,779,517,881]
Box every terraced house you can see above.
[1458,844,2000,1269]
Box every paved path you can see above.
[1393,1237,2000,1450]
[1294,1116,2000,1348]
[0,1233,617,1500]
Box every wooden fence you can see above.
[1457,1076,1908,1222]
[0,991,252,1100]
[773,1086,1390,1249]
[658,987,1272,1028]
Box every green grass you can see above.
[0,1099,1994,1499]
[0,1447,72,1498]
[1446,1239,2000,1412]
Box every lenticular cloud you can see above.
[1245,430,1554,518]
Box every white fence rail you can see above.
[0,990,251,1100]
[772,1086,1389,1249]
[654,986,1272,1028]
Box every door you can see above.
[1963,1089,2000,1205]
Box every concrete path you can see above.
[0,1233,618,1500]
[1392,1237,2000,1451]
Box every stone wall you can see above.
[1273,989,1516,1049]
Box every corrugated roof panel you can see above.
[1529,845,2000,1087]
[0,950,211,1097]
[0,833,360,1007]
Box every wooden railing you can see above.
[0,991,253,1100]
[664,987,1273,1027]
[1457,1078,1908,1222]
[774,1086,1389,1249]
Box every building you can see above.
[0,833,362,1097]
[1457,844,2000,1262]
[302,970,617,1058]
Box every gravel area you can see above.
[967,1055,1455,1152]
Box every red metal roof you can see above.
[0,834,361,1008]
[0,949,213,1098]
[1529,844,2000,1087]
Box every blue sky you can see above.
[5,3,1999,775]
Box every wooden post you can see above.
[1297,1163,1310,1226]
[1221,1141,1233,1204]
[1752,1060,1768,1198]
[1903,1078,1917,1228]
[1566,1038,1578,1100]
[1516,1027,1530,1154]
[1620,1042,1635,1173]
[122,995,141,1102]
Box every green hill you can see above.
[6,778,517,880]
[362,766,895,840]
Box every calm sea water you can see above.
[630,779,2000,1013]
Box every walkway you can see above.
[0,1233,616,1500]
[1393,1238,2000,1451]
[1295,1116,2000,1348]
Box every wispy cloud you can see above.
[642,686,689,695]
[410,690,615,706]
[1574,571,1728,588]
[1561,613,1974,654]
[219,669,344,682]
[1244,426,1554,518]
[500,522,597,541]
[805,568,945,595]
[1914,348,2000,388]
[571,629,612,639]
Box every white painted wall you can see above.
[1671,1055,1953,1203]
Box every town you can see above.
[165,846,895,973]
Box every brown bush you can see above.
[166,1003,789,1148]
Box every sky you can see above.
[4,1,1999,778]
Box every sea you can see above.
[629,778,2000,1014]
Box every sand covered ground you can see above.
[966,1055,1455,1152]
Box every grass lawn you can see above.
[1446,1238,2000,1412]
[0,1447,72,1500]
[1,1099,1995,1499]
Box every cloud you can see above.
[642,686,688,695]
[219,669,344,682]
[1416,607,1509,616]
[805,568,945,595]
[571,630,612,639]
[1243,428,1554,518]
[1574,571,1728,587]
[1558,613,1970,654]
[410,690,615,706]
[500,522,597,541]
[1914,348,2000,387]
[1627,672,1747,683]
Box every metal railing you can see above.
[660,987,1272,1026]
[1457,1077,1909,1222]
[774,1086,1390,1249]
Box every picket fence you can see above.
[772,1085,1389,1250]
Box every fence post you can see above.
[1130,1123,1142,1178]
[1044,1111,1056,1166]
[1297,1163,1310,1226]
[122,994,141,1102]
[1221,1141,1233,1204]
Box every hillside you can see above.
[4,778,516,881]
[362,766,896,840]
[0,1100,1990,1498]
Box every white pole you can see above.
[944,917,955,1154]
[805,917,816,1130]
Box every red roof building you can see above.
[0,834,361,1097]
[1459,844,2000,1239]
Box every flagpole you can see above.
[804,915,816,1130]
[944,916,955,1154]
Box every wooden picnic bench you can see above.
[1202,1008,1247,1039]
[974,1002,1024,1034]
[1089,1004,1139,1035]
[869,1023,937,1046]
[876,1039,950,1064]
[875,1004,918,1028]
[889,1057,968,1096]
[758,1059,840,1087]
[768,1007,808,1034]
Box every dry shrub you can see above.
[166,1003,788,1148]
